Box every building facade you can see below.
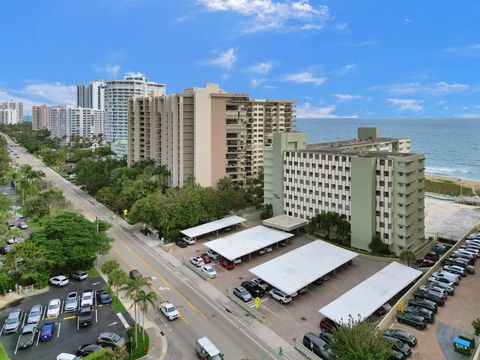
[0,101,23,124]
[264,128,425,254]
[77,80,106,111]
[104,73,166,143]
[32,105,50,130]
[127,83,295,188]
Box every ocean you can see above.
[295,118,480,180]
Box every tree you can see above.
[28,212,112,274]
[261,203,273,220]
[108,268,127,298]
[328,317,391,360]
[136,289,157,341]
[472,319,480,336]
[23,189,69,218]
[369,235,390,255]
[399,249,416,266]
[101,259,120,276]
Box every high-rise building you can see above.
[104,73,166,143]
[0,101,23,124]
[127,83,295,188]
[48,106,67,138]
[77,84,89,108]
[32,105,50,130]
[77,81,105,110]
[264,128,425,255]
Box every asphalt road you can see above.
[5,138,298,360]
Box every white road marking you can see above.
[95,309,98,323]
[117,313,129,328]
[14,333,21,354]
[107,321,118,326]
[159,287,171,291]
[57,323,61,338]
[0,324,4,336]
[21,313,27,328]
[35,329,41,346]
[91,281,100,286]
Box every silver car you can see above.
[27,305,43,324]
[233,286,252,302]
[65,292,78,312]
[3,309,22,333]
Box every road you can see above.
[5,137,299,360]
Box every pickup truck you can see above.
[159,301,179,321]
[195,337,224,360]
[81,289,94,307]
[18,324,37,350]
[78,305,93,327]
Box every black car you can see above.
[240,281,265,297]
[383,335,412,357]
[176,239,188,248]
[396,312,427,330]
[78,305,93,327]
[319,331,333,343]
[77,344,102,356]
[383,329,417,347]
[414,289,445,306]
[404,305,434,323]
[408,298,438,313]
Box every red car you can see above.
[201,253,212,264]
[424,252,439,262]
[220,259,234,270]
[319,317,338,333]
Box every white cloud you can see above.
[336,63,358,75]
[442,44,480,57]
[197,0,330,33]
[388,98,424,112]
[248,62,273,75]
[283,72,325,86]
[92,63,121,78]
[251,78,267,88]
[208,48,237,69]
[355,40,377,47]
[296,103,357,118]
[385,82,470,96]
[333,93,362,101]
[404,18,413,23]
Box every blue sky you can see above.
[1,0,480,118]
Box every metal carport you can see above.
[181,215,246,239]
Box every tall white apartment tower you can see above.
[77,81,105,111]
[0,101,23,124]
[104,73,166,142]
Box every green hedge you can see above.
[84,348,109,359]
[426,179,474,197]
[127,326,149,360]
[0,340,10,360]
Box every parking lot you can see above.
[170,228,392,342]
[0,276,131,360]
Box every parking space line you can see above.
[0,323,4,335]
[41,307,46,321]
[14,333,21,354]
[63,315,76,320]
[35,329,41,346]
[95,309,98,323]
[77,316,79,330]
[117,313,129,329]
[21,313,27,328]
[61,300,65,314]
[57,322,61,338]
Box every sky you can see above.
[1,0,480,118]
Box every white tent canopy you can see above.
[181,215,246,239]
[249,240,358,295]
[319,261,422,325]
[204,225,293,261]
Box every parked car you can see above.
[97,289,112,304]
[17,222,28,230]
[77,344,103,356]
[81,290,94,307]
[40,322,55,341]
[233,286,252,302]
[447,264,469,276]
[424,252,440,262]
[3,309,22,333]
[279,240,288,247]
[428,276,454,287]
[257,248,266,255]
[182,236,195,245]
[175,239,188,248]
[427,280,454,295]
[200,253,212,264]
[405,305,435,323]
[241,281,264,297]
[414,259,435,268]
[190,256,205,267]
[7,237,24,244]
[303,332,331,359]
[414,289,445,306]
[390,350,405,360]
[27,304,43,324]
[47,299,61,318]
[269,288,292,304]
[201,265,217,278]
[18,324,37,350]
[49,275,69,287]
[383,335,412,357]
[79,305,93,328]
[319,317,338,333]
[374,304,392,317]
[206,249,220,261]
[422,284,449,298]
[264,246,273,253]
[220,259,234,270]
[251,277,271,291]
[408,297,438,313]
[432,271,459,285]
[396,312,427,330]
[96,332,126,348]
[65,292,78,312]
[71,271,88,281]
[432,244,447,255]
[443,265,466,277]
[159,301,179,321]
[383,329,417,347]
[0,245,12,254]
[129,270,142,280]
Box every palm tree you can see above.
[108,268,127,298]
[101,259,120,276]
[400,249,416,266]
[136,289,157,341]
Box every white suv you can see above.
[81,290,94,307]
[206,249,220,260]
[269,289,292,304]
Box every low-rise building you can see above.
[264,128,425,254]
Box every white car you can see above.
[190,257,205,267]
[183,236,196,245]
[64,292,78,312]
[18,222,28,230]
[81,290,94,307]
[7,237,24,244]
[159,301,179,320]
[47,299,61,318]
[71,271,88,281]
[49,275,69,287]
[56,354,81,360]
[251,278,270,292]
[264,246,273,253]
[206,249,220,261]
[201,265,217,278]
[432,271,459,285]
[269,289,292,304]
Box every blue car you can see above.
[97,289,112,304]
[40,322,55,341]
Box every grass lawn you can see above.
[127,326,149,360]
[426,179,475,197]
[0,340,10,360]
[107,288,127,313]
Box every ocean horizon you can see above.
[295,117,480,181]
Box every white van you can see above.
[56,354,81,360]
[195,337,224,360]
